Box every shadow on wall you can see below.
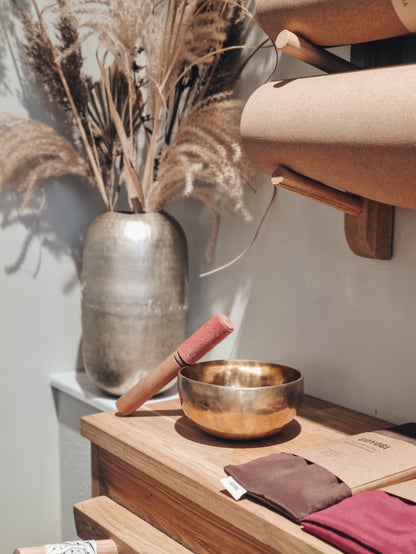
[167,180,276,357]
[0,0,278,310]
[0,178,103,292]
[1,1,71,129]
[0,2,105,289]
[0,1,28,94]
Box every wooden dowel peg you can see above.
[276,30,359,74]
[272,167,363,215]
[14,539,118,554]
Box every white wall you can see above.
[0,1,102,550]
[1,1,416,551]
[172,44,416,426]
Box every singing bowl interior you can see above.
[178,360,303,440]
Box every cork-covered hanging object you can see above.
[240,63,416,209]
[255,0,416,46]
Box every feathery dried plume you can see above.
[0,113,91,215]
[148,92,257,258]
[62,0,162,85]
[149,93,254,211]
[16,1,90,131]
[201,2,252,97]
[17,7,65,107]
[55,5,91,125]
[4,0,270,256]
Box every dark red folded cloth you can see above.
[224,452,351,523]
[301,490,416,554]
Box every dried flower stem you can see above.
[11,0,269,253]
[200,186,277,277]
[97,56,144,211]
[167,43,256,99]
[31,0,110,210]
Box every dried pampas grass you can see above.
[149,93,254,214]
[60,0,162,85]
[17,1,90,130]
[0,113,91,215]
[148,92,256,260]
[5,0,271,259]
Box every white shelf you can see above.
[50,371,178,412]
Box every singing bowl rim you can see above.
[178,359,303,389]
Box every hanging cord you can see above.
[200,186,277,277]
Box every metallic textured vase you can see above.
[81,211,188,396]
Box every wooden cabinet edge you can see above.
[74,496,193,554]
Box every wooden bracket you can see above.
[345,200,394,260]
[272,167,362,216]
[276,30,359,73]
[271,168,393,260]
[274,30,396,259]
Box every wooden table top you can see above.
[81,395,390,554]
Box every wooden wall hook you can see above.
[272,32,398,260]
[272,167,363,215]
[276,30,359,73]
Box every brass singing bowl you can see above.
[178,360,304,440]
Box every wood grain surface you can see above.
[74,496,192,554]
[81,395,390,553]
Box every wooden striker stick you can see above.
[275,30,358,74]
[116,314,234,416]
[14,540,118,554]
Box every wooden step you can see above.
[74,495,193,554]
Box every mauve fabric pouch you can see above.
[223,452,351,523]
[301,489,416,554]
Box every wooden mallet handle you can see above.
[116,314,234,416]
[14,540,117,553]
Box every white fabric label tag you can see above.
[221,476,247,501]
[45,541,97,554]
[391,0,416,32]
